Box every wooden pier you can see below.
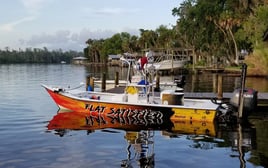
[90,71,268,110]
[104,86,268,106]
[93,78,268,106]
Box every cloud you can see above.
[0,0,49,32]
[24,29,114,51]
[0,16,36,32]
[20,0,47,14]
[28,30,70,44]
[83,7,139,16]
[23,28,139,51]
[96,8,129,15]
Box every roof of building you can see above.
[108,54,121,59]
[73,56,88,60]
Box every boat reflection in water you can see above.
[47,110,174,134]
[47,110,216,167]
[47,111,264,167]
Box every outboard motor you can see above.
[174,75,186,88]
[229,88,258,115]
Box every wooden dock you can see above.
[93,78,268,107]
[105,86,268,107]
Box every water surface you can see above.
[0,64,267,168]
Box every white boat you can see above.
[42,58,228,122]
[141,49,189,71]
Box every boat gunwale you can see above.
[42,84,219,111]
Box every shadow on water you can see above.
[46,111,268,168]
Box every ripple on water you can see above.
[0,64,266,168]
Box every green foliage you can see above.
[0,48,82,64]
[170,0,268,67]
[85,32,141,63]
[242,4,268,48]
[84,0,268,69]
[155,25,176,48]
[195,59,206,66]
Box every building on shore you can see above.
[72,56,88,65]
[108,54,121,66]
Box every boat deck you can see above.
[66,87,219,109]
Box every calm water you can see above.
[0,64,268,168]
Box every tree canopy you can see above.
[171,0,267,66]
[84,0,268,70]
[0,47,82,64]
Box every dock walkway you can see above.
[105,86,268,106]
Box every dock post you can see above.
[213,74,217,93]
[217,74,223,100]
[115,71,119,87]
[86,75,94,91]
[238,64,247,119]
[154,71,160,92]
[101,72,106,92]
[90,77,94,91]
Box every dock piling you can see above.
[217,74,223,100]
[115,71,119,87]
[213,74,217,93]
[154,72,160,92]
[102,72,106,92]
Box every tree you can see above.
[0,47,79,64]
[155,25,175,49]
[242,4,268,48]
[171,0,262,66]
[84,32,141,63]
[138,29,158,49]
[172,0,224,66]
[85,39,104,62]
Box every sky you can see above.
[0,0,183,52]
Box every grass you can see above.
[244,48,268,76]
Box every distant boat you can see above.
[136,49,190,71]
[148,54,187,70]
[60,61,66,64]
[72,56,88,64]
